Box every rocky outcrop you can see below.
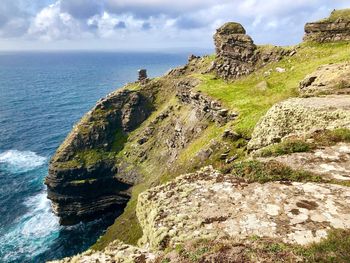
[212,22,294,79]
[299,62,350,96]
[176,78,238,125]
[46,88,155,225]
[304,9,350,43]
[137,166,350,249]
[212,22,258,79]
[248,95,350,151]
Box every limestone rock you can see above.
[299,62,350,96]
[304,9,350,43]
[248,95,350,151]
[137,166,350,249]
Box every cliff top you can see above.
[320,8,350,22]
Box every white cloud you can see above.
[0,0,350,49]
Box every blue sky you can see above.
[0,0,349,51]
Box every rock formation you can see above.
[304,9,350,42]
[46,88,155,225]
[212,22,258,79]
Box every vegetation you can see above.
[92,41,350,251]
[259,128,350,157]
[224,160,323,184]
[157,229,350,263]
[194,41,350,137]
[321,8,350,22]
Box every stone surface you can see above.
[49,240,156,263]
[248,95,350,151]
[261,143,350,182]
[304,9,350,43]
[137,166,350,250]
[299,62,350,96]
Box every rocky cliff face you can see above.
[46,87,156,225]
[304,9,350,43]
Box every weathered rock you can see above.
[304,9,350,43]
[213,22,258,79]
[212,22,293,79]
[261,143,350,182]
[299,62,350,96]
[248,95,350,151]
[49,240,157,263]
[137,166,350,249]
[176,78,237,125]
[46,88,154,225]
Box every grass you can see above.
[158,229,350,263]
[320,8,350,22]
[260,140,311,157]
[194,42,350,137]
[224,160,323,184]
[258,128,350,157]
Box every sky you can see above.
[0,0,349,51]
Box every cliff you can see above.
[304,9,350,43]
[47,9,350,263]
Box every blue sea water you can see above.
[0,52,189,262]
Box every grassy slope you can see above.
[93,41,350,250]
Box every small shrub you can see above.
[260,140,311,157]
[229,160,323,184]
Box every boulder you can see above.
[299,63,350,96]
[248,96,350,151]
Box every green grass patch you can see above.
[260,140,312,157]
[226,160,323,184]
[320,8,350,22]
[195,42,350,137]
[111,129,128,152]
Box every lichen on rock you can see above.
[137,166,350,250]
[248,95,350,151]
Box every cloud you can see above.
[0,0,349,49]
[60,0,102,19]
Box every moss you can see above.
[111,129,128,153]
[76,149,114,167]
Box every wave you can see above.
[0,150,47,172]
[0,192,60,262]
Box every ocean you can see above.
[0,51,189,262]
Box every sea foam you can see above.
[0,150,46,172]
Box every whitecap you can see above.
[0,150,47,172]
[0,191,60,262]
